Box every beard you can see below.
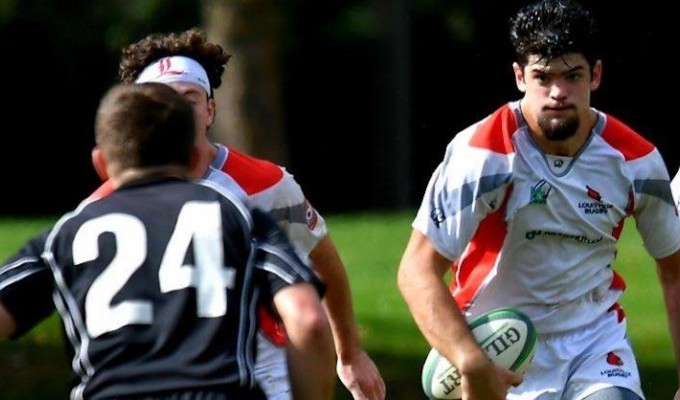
[537,113,580,141]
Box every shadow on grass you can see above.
[1,344,676,399]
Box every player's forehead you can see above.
[166,82,207,98]
[525,53,589,75]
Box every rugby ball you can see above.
[421,308,537,400]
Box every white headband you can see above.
[135,56,212,96]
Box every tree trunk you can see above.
[200,0,289,166]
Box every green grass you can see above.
[0,213,677,399]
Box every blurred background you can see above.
[1,0,674,216]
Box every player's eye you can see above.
[533,74,549,85]
[566,72,582,82]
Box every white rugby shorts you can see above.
[507,308,644,400]
[254,332,291,400]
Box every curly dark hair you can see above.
[118,28,231,97]
[509,0,599,68]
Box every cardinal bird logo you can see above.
[606,351,623,366]
[586,185,602,202]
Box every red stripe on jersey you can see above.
[468,104,519,154]
[611,190,634,241]
[617,188,636,237]
[599,115,654,161]
[609,194,629,297]
[451,185,513,310]
[608,302,626,322]
[610,271,626,291]
[611,218,625,241]
[258,308,287,346]
[221,148,284,195]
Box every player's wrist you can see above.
[335,340,365,363]
[456,347,492,376]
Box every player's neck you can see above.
[111,166,191,189]
[190,138,218,179]
[525,110,597,157]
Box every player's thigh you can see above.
[582,387,642,400]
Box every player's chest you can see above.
[504,154,631,229]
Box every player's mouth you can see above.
[543,105,574,116]
[544,103,574,112]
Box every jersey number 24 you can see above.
[71,201,237,338]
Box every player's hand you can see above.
[461,361,522,400]
[674,388,680,400]
[336,349,386,400]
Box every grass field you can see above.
[0,212,677,399]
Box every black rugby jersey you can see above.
[25,177,321,399]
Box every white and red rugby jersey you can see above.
[206,144,327,345]
[414,100,680,334]
[206,144,327,256]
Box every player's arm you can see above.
[273,282,335,400]
[0,301,17,339]
[308,235,386,400]
[0,230,55,340]
[655,248,680,388]
[270,172,385,399]
[397,229,521,399]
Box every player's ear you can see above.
[91,146,109,181]
[590,59,602,91]
[206,97,216,129]
[513,62,527,93]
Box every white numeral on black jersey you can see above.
[72,201,237,338]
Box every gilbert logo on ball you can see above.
[421,308,537,400]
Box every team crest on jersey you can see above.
[600,351,631,378]
[586,185,602,201]
[580,185,612,215]
[530,179,552,205]
[303,200,318,230]
[431,208,445,228]
[606,352,623,366]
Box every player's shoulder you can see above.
[196,179,252,218]
[440,102,517,178]
[597,111,655,161]
[466,102,519,155]
[220,147,287,195]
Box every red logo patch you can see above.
[606,351,623,366]
[586,185,602,202]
